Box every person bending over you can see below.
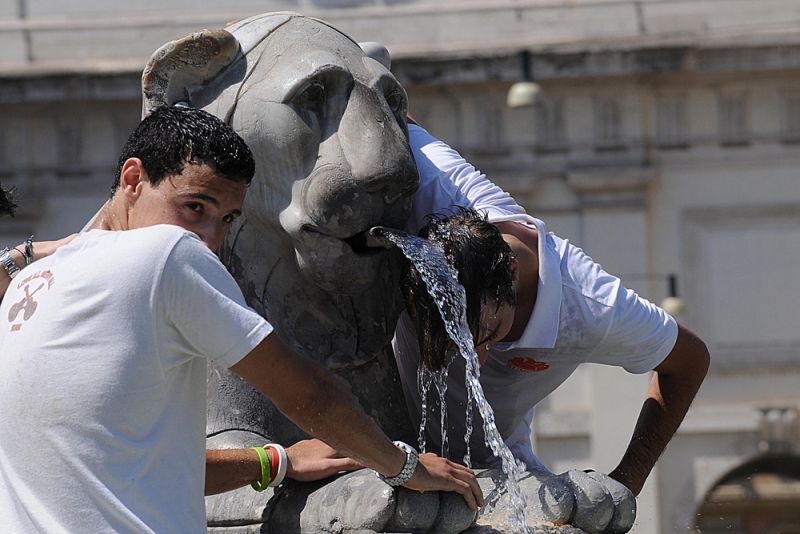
[395,207,709,496]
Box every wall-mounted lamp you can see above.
[506,50,542,108]
[758,406,799,453]
[619,273,686,317]
[659,274,686,317]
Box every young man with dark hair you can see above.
[0,106,482,532]
[394,124,710,497]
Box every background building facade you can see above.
[2,1,800,531]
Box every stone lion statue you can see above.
[142,12,632,533]
[142,11,428,532]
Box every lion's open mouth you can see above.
[343,231,379,255]
[302,225,387,257]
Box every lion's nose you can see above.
[355,164,419,204]
[338,85,420,204]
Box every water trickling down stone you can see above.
[385,230,532,534]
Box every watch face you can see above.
[393,440,416,454]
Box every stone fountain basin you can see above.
[206,434,589,534]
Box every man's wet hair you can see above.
[0,184,17,217]
[111,106,255,194]
[401,207,516,371]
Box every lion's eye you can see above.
[297,82,326,113]
[385,89,406,115]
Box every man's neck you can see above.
[497,222,539,343]
[88,197,128,232]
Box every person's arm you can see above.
[205,438,363,495]
[1,235,77,297]
[230,333,484,509]
[608,323,710,495]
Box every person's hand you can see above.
[285,438,363,482]
[403,452,484,511]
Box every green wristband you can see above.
[250,446,271,492]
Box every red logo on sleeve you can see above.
[507,357,550,372]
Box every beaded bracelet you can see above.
[23,235,34,266]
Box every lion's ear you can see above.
[141,29,240,118]
[359,42,391,70]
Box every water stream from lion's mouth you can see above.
[385,229,531,533]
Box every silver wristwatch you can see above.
[378,441,419,487]
[0,248,21,279]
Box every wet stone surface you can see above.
[207,467,604,533]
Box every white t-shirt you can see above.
[0,225,272,533]
[408,123,525,230]
[396,125,678,470]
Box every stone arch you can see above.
[693,453,800,533]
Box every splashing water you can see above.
[464,388,474,468]
[386,230,531,533]
[416,367,431,453]
[433,366,450,457]
[418,355,456,458]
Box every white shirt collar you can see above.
[486,214,562,351]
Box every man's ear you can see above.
[118,158,148,198]
[510,257,520,283]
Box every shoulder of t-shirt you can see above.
[145,224,202,256]
[108,225,210,276]
[554,234,620,309]
[154,227,234,308]
[79,224,198,263]
[408,123,436,151]
[160,227,223,269]
[408,127,459,201]
[408,124,467,175]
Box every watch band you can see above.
[378,441,419,487]
[0,248,21,279]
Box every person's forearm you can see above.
[232,337,484,509]
[610,346,709,494]
[272,361,405,478]
[231,339,406,479]
[1,236,76,299]
[205,449,262,495]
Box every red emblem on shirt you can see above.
[507,357,550,372]
[8,270,54,332]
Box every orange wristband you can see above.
[266,445,279,480]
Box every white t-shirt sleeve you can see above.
[159,234,273,369]
[409,124,525,232]
[589,284,679,374]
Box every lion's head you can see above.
[143,12,418,294]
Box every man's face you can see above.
[128,163,246,250]
[474,298,515,366]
